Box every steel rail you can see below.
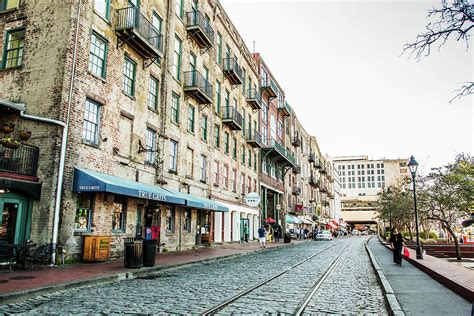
[294,243,350,315]
[200,241,346,316]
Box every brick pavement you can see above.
[0,240,301,304]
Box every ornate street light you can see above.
[408,155,423,259]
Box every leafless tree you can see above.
[403,0,473,102]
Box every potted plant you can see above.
[1,123,15,134]
[0,137,21,149]
[19,130,32,140]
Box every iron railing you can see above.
[184,70,213,100]
[246,129,263,145]
[220,106,243,127]
[186,11,215,43]
[261,78,277,92]
[265,138,296,165]
[0,143,39,176]
[246,88,262,105]
[223,57,243,82]
[116,6,164,55]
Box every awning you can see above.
[166,189,229,212]
[286,214,302,224]
[326,222,337,229]
[72,168,185,205]
[0,176,42,200]
[0,99,26,112]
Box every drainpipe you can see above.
[20,0,82,265]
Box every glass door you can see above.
[0,201,21,244]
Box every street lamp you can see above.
[408,155,423,259]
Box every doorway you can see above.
[0,193,30,245]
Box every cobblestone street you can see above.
[0,237,388,314]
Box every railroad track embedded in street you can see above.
[201,240,350,316]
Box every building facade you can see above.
[0,0,338,262]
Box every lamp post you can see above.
[408,155,423,259]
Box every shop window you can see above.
[112,196,127,232]
[74,193,94,231]
[166,208,175,232]
[183,210,191,232]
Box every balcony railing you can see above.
[260,78,277,98]
[309,175,319,187]
[262,138,296,166]
[116,6,164,58]
[183,70,213,104]
[0,143,39,177]
[186,11,214,48]
[314,158,322,169]
[246,129,263,148]
[308,153,316,163]
[292,186,301,195]
[246,88,262,110]
[291,136,301,147]
[223,58,243,85]
[220,106,243,130]
[278,101,292,117]
[319,181,328,193]
[293,165,301,174]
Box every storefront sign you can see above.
[138,190,167,201]
[78,185,100,191]
[245,192,261,207]
[203,203,219,210]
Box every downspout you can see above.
[20,0,82,265]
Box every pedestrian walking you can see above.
[274,224,281,243]
[258,225,267,248]
[243,223,249,243]
[389,227,404,266]
[304,228,309,239]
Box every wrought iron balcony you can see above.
[292,186,301,195]
[309,175,319,187]
[319,164,327,174]
[0,143,39,177]
[262,138,296,167]
[186,11,214,48]
[260,78,277,98]
[246,129,263,148]
[291,136,301,147]
[314,158,322,169]
[246,88,262,110]
[220,106,243,130]
[319,181,328,193]
[293,165,301,174]
[308,153,316,163]
[183,70,213,104]
[223,58,243,85]
[115,7,164,59]
[278,101,292,117]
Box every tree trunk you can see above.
[445,225,462,260]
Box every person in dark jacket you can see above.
[389,227,405,266]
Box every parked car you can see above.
[316,230,333,241]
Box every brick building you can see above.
[0,0,337,262]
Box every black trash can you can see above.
[284,233,291,243]
[124,237,143,269]
[143,239,157,267]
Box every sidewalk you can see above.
[367,237,472,315]
[0,240,300,304]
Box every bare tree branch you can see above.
[450,81,474,102]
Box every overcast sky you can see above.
[220,0,473,174]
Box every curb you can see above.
[365,237,405,316]
[0,241,296,305]
[377,236,474,302]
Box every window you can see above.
[176,0,183,18]
[216,32,222,65]
[123,56,136,96]
[173,36,182,80]
[94,0,110,20]
[183,210,191,232]
[201,114,208,142]
[147,76,159,110]
[186,147,194,177]
[241,174,245,194]
[166,208,175,232]
[213,160,219,186]
[171,93,180,124]
[74,193,94,231]
[232,169,237,192]
[254,179,257,192]
[224,164,229,189]
[89,33,107,78]
[214,124,220,148]
[187,105,195,133]
[232,138,237,159]
[83,99,101,145]
[112,196,127,232]
[2,28,25,69]
[215,80,221,114]
[169,140,178,172]
[254,154,257,172]
[248,149,252,167]
[145,128,157,163]
[225,89,230,108]
[247,176,251,194]
[242,68,246,95]
[200,155,207,182]
[1,0,19,11]
[241,144,245,164]
[224,131,230,154]
[242,108,246,137]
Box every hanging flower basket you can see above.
[1,123,15,134]
[19,130,32,140]
[0,138,21,149]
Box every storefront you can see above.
[215,201,259,243]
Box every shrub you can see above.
[429,231,439,240]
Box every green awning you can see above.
[286,214,302,224]
[166,189,229,212]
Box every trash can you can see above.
[284,233,291,243]
[124,237,143,269]
[143,239,157,267]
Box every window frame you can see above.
[148,75,159,110]
[201,114,208,142]
[2,27,25,69]
[112,196,127,233]
[169,139,178,172]
[166,208,175,233]
[123,55,136,96]
[74,193,94,232]
[94,0,110,21]
[83,99,101,145]
[187,104,195,134]
[145,128,157,163]
[214,124,220,149]
[173,35,182,80]
[88,32,108,79]
[171,93,180,124]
